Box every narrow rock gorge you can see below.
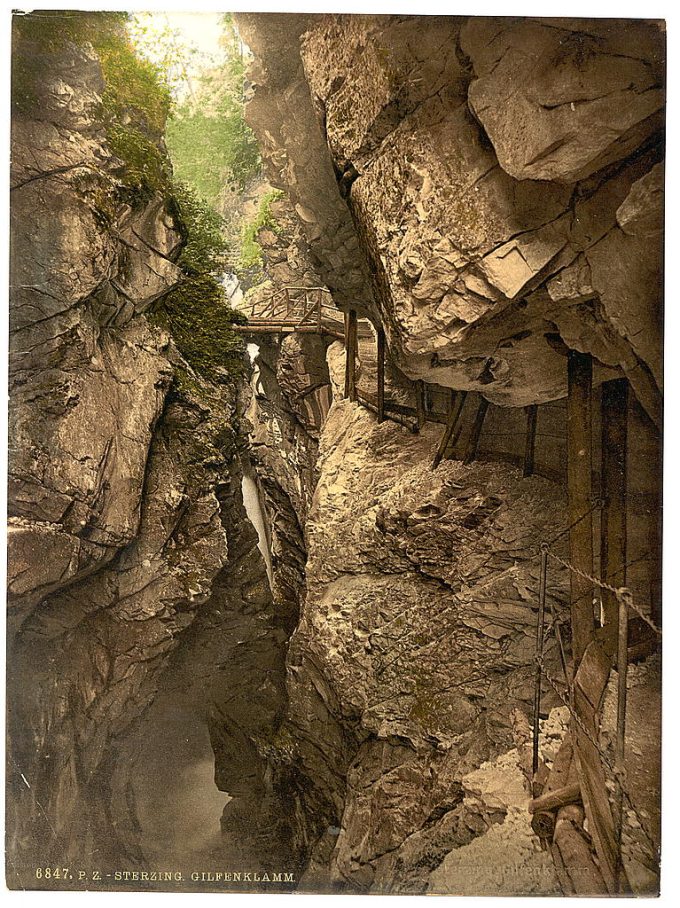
[7,11,663,897]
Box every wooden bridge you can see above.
[233,286,373,342]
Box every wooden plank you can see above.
[432,392,465,469]
[523,404,539,477]
[344,309,358,401]
[377,326,386,423]
[553,816,609,895]
[567,350,595,663]
[415,380,426,431]
[550,843,576,896]
[463,396,489,464]
[600,378,628,656]
[572,639,629,894]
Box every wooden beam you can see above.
[344,309,358,401]
[415,380,426,431]
[523,404,539,477]
[463,396,489,465]
[529,783,582,814]
[377,326,386,423]
[573,640,629,894]
[600,378,628,656]
[432,391,466,469]
[356,391,418,432]
[567,350,595,664]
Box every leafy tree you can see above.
[165,15,260,210]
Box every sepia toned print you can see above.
[7,9,663,895]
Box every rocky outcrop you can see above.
[236,13,663,893]
[238,14,664,424]
[463,18,665,184]
[9,29,183,629]
[7,20,292,888]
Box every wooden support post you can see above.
[284,287,291,317]
[463,396,489,465]
[377,326,386,424]
[567,350,595,664]
[344,309,358,401]
[415,380,426,431]
[447,389,457,419]
[523,404,539,477]
[614,590,630,892]
[432,391,466,469]
[532,545,549,778]
[317,289,322,332]
[600,378,628,656]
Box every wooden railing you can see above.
[234,286,373,339]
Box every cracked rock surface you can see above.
[238,14,664,423]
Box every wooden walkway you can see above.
[235,289,543,472]
[233,286,373,342]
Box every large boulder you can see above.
[463,18,665,183]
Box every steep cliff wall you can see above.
[238,14,663,423]
[236,12,663,893]
[7,11,663,895]
[7,15,290,887]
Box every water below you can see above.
[131,700,230,873]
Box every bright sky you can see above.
[161,12,225,61]
[129,11,229,99]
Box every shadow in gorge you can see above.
[130,696,231,873]
[119,466,298,891]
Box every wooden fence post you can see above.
[600,378,628,656]
[433,391,466,469]
[567,350,595,664]
[464,396,489,464]
[344,309,358,401]
[377,326,386,423]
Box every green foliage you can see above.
[107,124,171,202]
[164,16,260,209]
[238,190,284,275]
[154,274,246,384]
[152,184,247,384]
[169,184,228,276]
[166,110,260,205]
[13,11,248,386]
[96,29,171,136]
[12,11,173,207]
[12,11,171,133]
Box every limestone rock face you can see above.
[282,350,569,892]
[236,14,663,891]
[462,18,665,184]
[7,25,291,886]
[240,14,664,423]
[235,14,377,312]
[9,32,183,627]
